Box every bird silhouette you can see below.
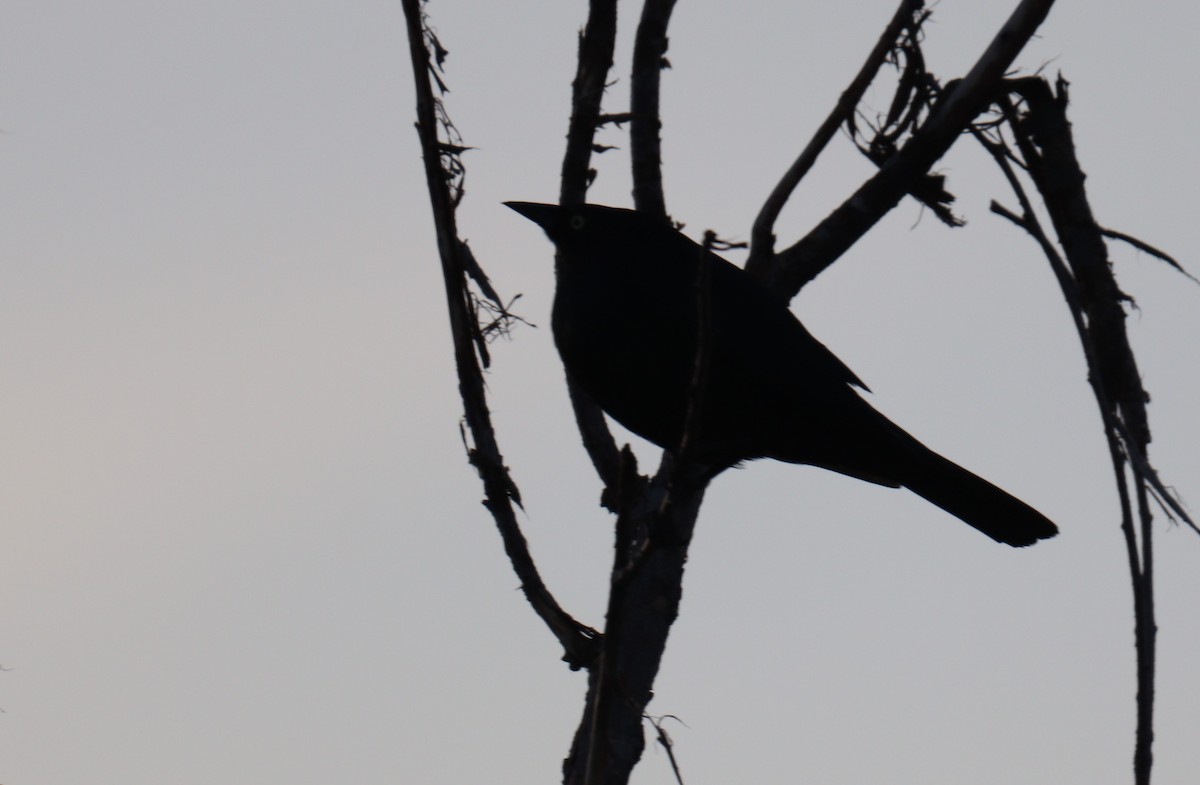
[507,201,1057,547]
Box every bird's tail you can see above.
[895,439,1058,547]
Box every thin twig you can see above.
[646,714,687,785]
[1101,227,1199,284]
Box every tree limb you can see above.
[748,0,927,273]
[758,0,1059,298]
[402,0,599,669]
[558,0,624,490]
[980,73,1195,785]
[630,0,677,217]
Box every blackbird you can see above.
[507,201,1057,547]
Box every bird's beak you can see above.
[504,201,560,230]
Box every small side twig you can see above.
[646,714,687,785]
[559,0,624,490]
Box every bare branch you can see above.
[630,0,678,217]
[1112,417,1199,535]
[567,377,623,493]
[748,0,926,272]
[760,0,1059,298]
[1101,227,1199,284]
[561,0,620,205]
[402,0,599,669]
[559,0,624,489]
[843,12,968,228]
[566,457,708,785]
[981,73,1196,785]
[647,714,687,785]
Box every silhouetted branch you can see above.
[565,455,707,785]
[564,5,709,781]
[558,0,624,491]
[748,0,927,273]
[844,9,965,228]
[630,0,677,217]
[402,0,599,669]
[758,0,1059,298]
[647,714,687,785]
[561,0,619,205]
[980,72,1196,785]
[1101,227,1200,284]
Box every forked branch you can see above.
[752,0,1059,298]
[978,74,1196,785]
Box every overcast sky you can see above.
[2,2,1198,784]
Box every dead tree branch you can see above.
[401,0,599,669]
[751,0,1059,298]
[749,0,928,270]
[563,3,711,782]
[978,73,1196,785]
[630,0,677,217]
[559,0,624,491]
[1100,227,1199,284]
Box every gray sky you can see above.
[2,2,1198,784]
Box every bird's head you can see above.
[505,201,667,251]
